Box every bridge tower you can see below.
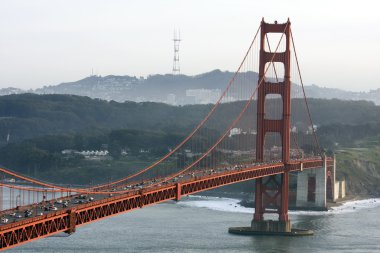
[253,18,292,233]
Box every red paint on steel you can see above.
[254,19,291,222]
[253,178,263,221]
[0,159,323,250]
[279,172,289,221]
[176,183,181,201]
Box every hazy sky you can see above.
[0,0,379,91]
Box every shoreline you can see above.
[193,190,378,212]
[180,194,380,216]
[326,194,380,210]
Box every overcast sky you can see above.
[0,0,379,91]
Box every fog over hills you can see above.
[1,69,379,105]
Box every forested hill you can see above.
[1,93,380,192]
[1,93,380,147]
[0,94,211,145]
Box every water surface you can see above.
[9,196,380,253]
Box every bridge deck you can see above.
[0,158,324,250]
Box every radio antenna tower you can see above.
[172,29,181,75]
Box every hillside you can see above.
[35,70,236,105]
[1,94,380,146]
[0,94,379,195]
[1,70,379,105]
[333,134,380,196]
[0,93,210,145]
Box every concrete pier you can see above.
[296,158,328,210]
[229,218,313,236]
[295,156,345,209]
[251,220,291,233]
[229,220,313,236]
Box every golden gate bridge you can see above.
[0,18,330,250]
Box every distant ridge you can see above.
[1,70,379,105]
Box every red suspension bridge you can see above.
[0,19,330,250]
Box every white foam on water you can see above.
[180,195,253,214]
[178,195,380,216]
[329,198,380,214]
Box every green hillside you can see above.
[0,94,379,195]
[335,135,380,196]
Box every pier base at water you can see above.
[251,220,291,232]
[228,220,313,236]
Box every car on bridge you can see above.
[24,210,33,217]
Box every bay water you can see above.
[8,196,380,253]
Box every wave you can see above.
[180,195,253,214]
[178,195,380,216]
[329,198,380,213]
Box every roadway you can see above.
[0,157,325,227]
[0,160,280,226]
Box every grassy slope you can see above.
[335,134,380,196]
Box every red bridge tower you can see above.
[253,18,292,233]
